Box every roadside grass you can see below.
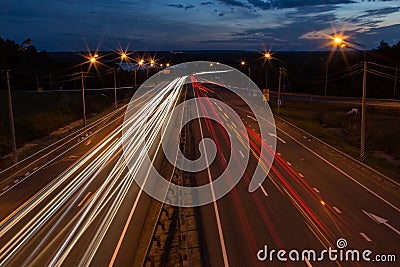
[0,89,134,170]
[269,98,400,180]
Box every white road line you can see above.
[298,173,304,178]
[77,191,92,207]
[268,132,287,144]
[286,161,291,166]
[277,152,281,156]
[305,257,313,267]
[2,186,10,191]
[333,206,342,214]
[24,172,30,177]
[223,112,229,119]
[360,232,372,242]
[239,151,244,158]
[196,91,229,267]
[277,127,400,213]
[313,187,320,193]
[13,179,19,184]
[259,184,269,197]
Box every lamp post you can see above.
[334,36,367,162]
[264,52,272,90]
[241,61,251,95]
[277,67,282,114]
[5,70,17,163]
[80,54,97,127]
[81,70,87,127]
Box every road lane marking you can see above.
[13,179,19,184]
[239,151,244,158]
[277,127,400,213]
[2,186,10,191]
[78,191,92,207]
[195,93,230,267]
[259,184,269,197]
[298,173,304,178]
[24,172,30,177]
[360,232,372,242]
[268,133,286,144]
[286,161,291,166]
[333,206,342,214]
[313,187,320,193]
[277,152,281,156]
[223,112,229,119]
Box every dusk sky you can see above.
[1,0,399,51]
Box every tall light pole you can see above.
[5,70,17,163]
[81,71,87,127]
[277,67,282,115]
[80,54,97,127]
[324,64,328,96]
[113,68,117,109]
[334,36,367,162]
[264,52,272,89]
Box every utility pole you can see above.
[5,70,18,163]
[81,71,87,127]
[134,69,137,89]
[277,67,282,114]
[113,68,117,109]
[324,64,328,96]
[248,67,251,96]
[360,51,367,162]
[394,66,398,96]
[265,63,269,90]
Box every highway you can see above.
[0,70,399,266]
[192,83,399,266]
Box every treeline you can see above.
[1,36,399,98]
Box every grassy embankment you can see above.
[269,98,400,180]
[0,88,134,169]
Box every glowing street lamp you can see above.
[333,35,368,162]
[81,53,99,126]
[264,52,273,90]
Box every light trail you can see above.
[0,76,188,266]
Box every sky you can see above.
[0,0,399,51]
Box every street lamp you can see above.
[240,61,251,96]
[80,54,98,127]
[264,52,272,90]
[333,35,368,162]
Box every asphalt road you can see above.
[0,76,398,266]
[193,84,399,266]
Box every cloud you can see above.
[219,12,225,16]
[168,4,184,8]
[361,6,400,17]
[216,0,249,8]
[167,3,195,10]
[215,0,357,11]
[200,1,214,5]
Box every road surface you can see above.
[0,73,398,266]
